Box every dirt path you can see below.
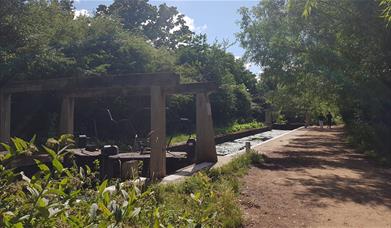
[240,126,391,228]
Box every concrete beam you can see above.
[2,73,180,94]
[195,93,217,163]
[59,96,75,135]
[0,93,11,143]
[165,82,218,95]
[149,86,166,178]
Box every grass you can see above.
[153,150,264,227]
[168,120,265,145]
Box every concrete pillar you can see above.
[305,111,310,128]
[0,93,11,143]
[59,96,75,135]
[265,109,272,128]
[149,86,166,178]
[195,93,217,163]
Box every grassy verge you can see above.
[169,120,265,145]
[153,150,264,227]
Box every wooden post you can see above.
[265,109,272,128]
[0,93,11,143]
[195,93,217,163]
[59,96,75,135]
[149,86,166,178]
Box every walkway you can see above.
[240,126,391,227]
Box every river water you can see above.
[216,129,290,156]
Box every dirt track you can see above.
[240,126,391,227]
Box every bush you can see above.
[0,136,264,227]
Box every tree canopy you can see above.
[239,0,391,160]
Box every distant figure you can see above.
[318,113,325,129]
[326,111,333,129]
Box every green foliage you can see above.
[169,120,264,145]
[215,120,265,135]
[0,137,263,227]
[239,0,391,159]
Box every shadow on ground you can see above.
[256,127,391,209]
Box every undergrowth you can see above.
[0,135,263,227]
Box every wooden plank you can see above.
[2,73,180,94]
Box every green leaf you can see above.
[64,169,73,178]
[26,186,39,198]
[37,197,48,207]
[99,180,108,194]
[43,146,57,159]
[34,159,50,173]
[1,143,11,153]
[60,178,69,186]
[103,192,110,205]
[52,158,64,173]
[98,202,112,217]
[130,207,141,218]
[20,171,31,183]
[29,135,36,145]
[12,222,24,228]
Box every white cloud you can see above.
[244,62,252,70]
[74,9,91,18]
[183,16,207,33]
[172,14,207,34]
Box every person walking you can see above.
[326,111,333,129]
[318,113,325,129]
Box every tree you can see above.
[97,0,193,49]
[239,0,391,159]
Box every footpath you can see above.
[240,126,391,227]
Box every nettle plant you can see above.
[0,136,162,227]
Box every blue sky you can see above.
[74,0,261,74]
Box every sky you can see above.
[74,0,261,74]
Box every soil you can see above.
[239,126,391,227]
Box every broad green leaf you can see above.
[43,146,57,159]
[52,158,64,173]
[34,159,50,173]
[99,180,108,194]
[98,202,112,217]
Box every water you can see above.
[216,130,290,156]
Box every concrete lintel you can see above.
[2,73,180,94]
[165,82,218,95]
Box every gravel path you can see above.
[240,126,391,227]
